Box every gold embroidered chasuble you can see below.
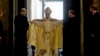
[27,19,63,56]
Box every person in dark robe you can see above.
[84,12,94,56]
[0,10,7,56]
[89,5,100,56]
[14,8,29,56]
[64,10,80,56]
[0,11,3,40]
[0,11,4,56]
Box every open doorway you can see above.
[28,0,63,21]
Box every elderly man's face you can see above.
[45,12,51,17]
[23,10,26,15]
[90,8,93,13]
[0,11,3,17]
[68,11,72,17]
[21,8,27,16]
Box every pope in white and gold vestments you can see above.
[27,7,63,56]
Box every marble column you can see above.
[80,0,84,56]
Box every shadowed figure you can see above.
[14,8,29,56]
[64,9,80,56]
[85,5,100,56]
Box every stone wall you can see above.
[0,0,9,31]
[0,0,9,44]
